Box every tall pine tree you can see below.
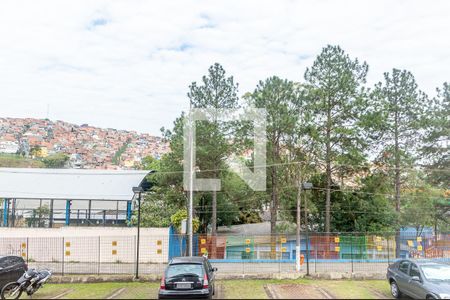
[371,69,428,257]
[304,45,369,233]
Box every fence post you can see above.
[134,235,137,276]
[306,231,310,276]
[350,235,354,273]
[26,237,29,264]
[98,236,101,276]
[387,235,390,265]
[314,244,317,273]
[279,254,281,275]
[62,237,65,276]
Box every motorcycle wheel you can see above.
[1,282,22,300]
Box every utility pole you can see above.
[188,103,194,257]
[304,187,310,276]
[296,178,302,272]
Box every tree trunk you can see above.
[211,189,217,258]
[270,163,278,259]
[325,106,332,234]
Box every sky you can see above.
[0,0,449,135]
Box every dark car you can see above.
[387,259,450,299]
[0,256,28,290]
[158,256,217,299]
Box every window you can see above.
[0,257,6,268]
[166,264,203,278]
[409,264,420,278]
[206,260,213,272]
[421,264,450,281]
[0,256,22,268]
[399,261,410,274]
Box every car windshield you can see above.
[421,264,450,281]
[166,264,203,278]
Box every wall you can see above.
[0,227,170,263]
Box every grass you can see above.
[0,153,45,168]
[28,282,158,299]
[22,285,73,299]
[317,280,378,299]
[359,280,392,298]
[221,280,270,299]
[221,279,391,299]
[23,279,391,299]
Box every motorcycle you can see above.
[1,268,52,299]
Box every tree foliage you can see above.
[42,153,69,168]
[304,45,369,232]
[421,82,449,187]
[137,45,448,240]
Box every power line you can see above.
[151,182,448,201]
[192,209,445,216]
[0,160,449,175]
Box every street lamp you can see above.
[133,169,156,280]
[132,186,143,279]
[303,182,312,276]
[296,182,313,273]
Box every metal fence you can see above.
[1,208,129,228]
[0,231,448,277]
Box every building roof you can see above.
[0,168,154,201]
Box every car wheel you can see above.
[390,281,402,299]
[426,296,436,300]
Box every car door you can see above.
[408,263,427,299]
[0,257,8,289]
[205,260,215,293]
[1,257,24,285]
[396,260,412,295]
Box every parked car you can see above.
[0,256,28,290]
[387,259,450,299]
[158,256,217,299]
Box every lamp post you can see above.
[132,170,156,279]
[132,186,143,279]
[296,182,312,273]
[302,182,313,276]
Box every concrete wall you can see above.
[0,227,170,263]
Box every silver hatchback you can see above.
[387,259,450,299]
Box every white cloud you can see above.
[0,0,448,134]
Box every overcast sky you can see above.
[0,0,448,135]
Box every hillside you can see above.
[0,118,169,169]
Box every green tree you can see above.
[331,172,396,232]
[400,183,448,236]
[30,146,42,158]
[304,45,369,233]
[244,76,302,256]
[171,209,200,234]
[187,63,239,257]
[421,82,449,187]
[129,195,178,227]
[27,204,50,227]
[132,154,185,227]
[42,153,69,168]
[370,68,428,256]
